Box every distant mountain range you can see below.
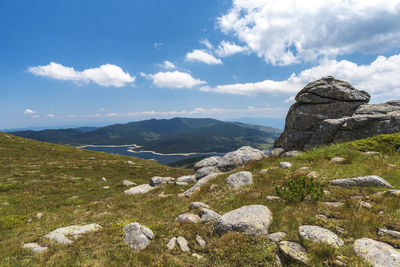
[9,117,282,153]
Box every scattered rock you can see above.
[149,176,172,187]
[123,180,136,186]
[330,175,394,188]
[281,151,301,157]
[225,171,253,188]
[323,190,331,195]
[192,253,203,259]
[259,169,268,174]
[315,214,328,220]
[270,148,285,157]
[199,208,220,222]
[279,162,292,169]
[323,202,344,208]
[195,235,206,247]
[354,238,400,267]
[166,237,176,250]
[268,232,286,242]
[100,177,107,182]
[330,157,345,163]
[36,213,43,219]
[177,236,190,252]
[103,186,110,189]
[195,166,220,180]
[177,175,196,183]
[378,228,400,239]
[189,202,210,209]
[124,184,155,195]
[123,222,154,250]
[176,213,201,224]
[336,227,345,234]
[299,225,344,248]
[22,243,47,253]
[279,241,310,265]
[179,173,220,198]
[358,201,373,209]
[175,181,188,186]
[388,164,396,168]
[266,196,281,200]
[215,205,273,236]
[218,146,266,172]
[307,171,319,178]
[126,160,135,165]
[363,151,380,156]
[298,166,310,171]
[44,223,102,245]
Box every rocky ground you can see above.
[1,132,400,266]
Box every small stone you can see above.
[124,184,155,195]
[103,186,110,189]
[195,235,206,247]
[175,181,188,186]
[126,160,135,165]
[259,169,268,174]
[279,241,310,265]
[358,201,373,209]
[176,175,196,183]
[388,164,396,168]
[330,157,345,163]
[378,228,400,239]
[176,213,201,224]
[266,196,281,200]
[68,195,79,199]
[268,232,286,242]
[379,211,384,215]
[354,238,400,267]
[316,214,328,220]
[189,202,210,209]
[89,157,95,160]
[22,243,48,253]
[307,171,319,178]
[323,190,331,195]
[36,213,44,219]
[225,171,253,188]
[279,162,292,169]
[192,253,203,259]
[363,151,380,156]
[270,148,285,157]
[281,151,302,157]
[149,176,171,187]
[198,208,220,222]
[123,180,136,186]
[101,177,107,182]
[298,166,310,171]
[323,202,344,208]
[336,227,345,234]
[299,225,344,248]
[123,222,154,250]
[177,236,190,252]
[166,237,177,249]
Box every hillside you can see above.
[11,118,282,153]
[1,132,400,266]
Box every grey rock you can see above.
[225,171,253,188]
[101,177,107,182]
[266,196,281,200]
[316,214,328,220]
[123,180,136,186]
[194,156,221,171]
[218,146,265,172]
[177,175,196,183]
[195,166,220,180]
[378,228,400,239]
[195,235,206,247]
[149,176,171,187]
[36,212,44,219]
[215,205,272,236]
[259,169,268,174]
[166,237,176,250]
[177,236,190,252]
[281,151,302,157]
[385,190,400,196]
[44,223,102,245]
[189,202,210,209]
[199,208,220,222]
[363,151,380,156]
[123,222,154,250]
[175,181,188,186]
[270,148,285,157]
[268,232,286,242]
[279,162,292,169]
[22,243,48,253]
[179,173,220,198]
[279,241,310,265]
[330,157,345,163]
[354,238,400,267]
[330,175,394,188]
[192,253,203,259]
[323,202,344,208]
[299,225,344,248]
[124,184,155,195]
[176,213,201,224]
[358,201,373,209]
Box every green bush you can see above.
[275,176,324,203]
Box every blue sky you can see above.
[1,0,400,129]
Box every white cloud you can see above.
[218,0,400,65]
[200,53,400,99]
[200,39,213,50]
[185,50,222,65]
[47,114,55,118]
[147,71,206,89]
[24,109,36,114]
[28,62,135,87]
[161,61,176,70]
[215,41,248,57]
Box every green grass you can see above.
[1,132,400,266]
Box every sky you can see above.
[1,0,400,130]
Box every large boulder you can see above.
[354,238,400,267]
[299,225,344,248]
[225,171,253,188]
[218,146,265,172]
[273,76,400,151]
[123,222,154,250]
[214,205,272,236]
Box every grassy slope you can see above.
[1,132,400,266]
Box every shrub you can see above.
[275,176,324,203]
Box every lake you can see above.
[80,145,225,165]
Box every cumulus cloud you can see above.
[24,109,36,114]
[200,53,400,99]
[161,61,176,70]
[28,62,135,87]
[147,71,206,89]
[185,49,222,65]
[215,41,248,57]
[218,0,400,65]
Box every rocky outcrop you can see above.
[275,76,400,151]
[123,222,154,250]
